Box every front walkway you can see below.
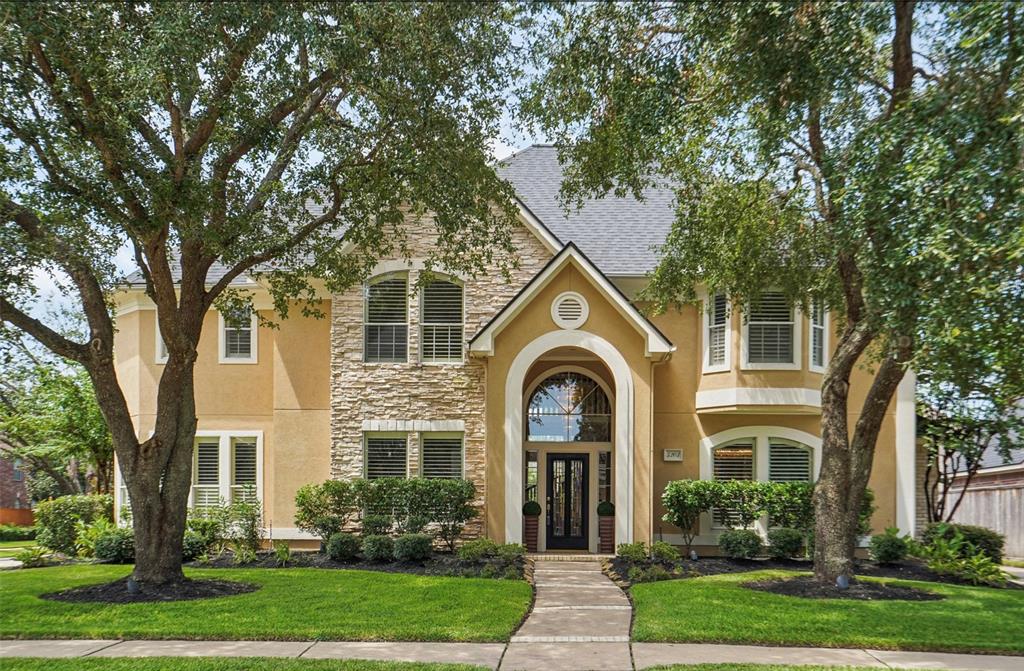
[4,556,1023,670]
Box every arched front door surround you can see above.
[505,330,634,547]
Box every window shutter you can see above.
[811,300,825,368]
[769,442,811,482]
[223,309,253,358]
[365,436,408,479]
[421,280,463,362]
[712,443,753,527]
[231,439,258,503]
[747,292,794,364]
[193,441,220,510]
[708,293,727,367]
[364,277,409,362]
[421,437,463,479]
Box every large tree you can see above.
[0,3,523,584]
[525,1,1023,582]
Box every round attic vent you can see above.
[551,291,589,329]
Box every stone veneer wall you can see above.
[330,216,553,537]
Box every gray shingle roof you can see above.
[497,144,675,275]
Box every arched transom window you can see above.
[527,371,611,442]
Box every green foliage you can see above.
[923,523,1004,563]
[74,517,116,558]
[223,495,264,556]
[185,516,223,554]
[596,500,615,516]
[231,544,257,565]
[495,543,525,562]
[34,494,112,555]
[361,514,393,537]
[869,528,909,564]
[0,524,35,542]
[628,564,673,584]
[181,531,208,562]
[661,480,721,552]
[362,535,395,562]
[326,532,361,561]
[94,528,135,564]
[458,538,499,562]
[767,528,805,560]
[763,483,815,532]
[272,540,292,567]
[718,529,763,559]
[431,479,479,552]
[616,541,648,562]
[396,514,430,536]
[522,500,542,516]
[14,546,48,568]
[912,532,1007,587]
[394,534,433,562]
[293,480,359,541]
[650,541,680,562]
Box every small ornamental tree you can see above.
[294,480,359,541]
[661,479,720,553]
[0,3,524,585]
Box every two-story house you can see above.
[112,145,917,553]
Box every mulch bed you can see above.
[189,551,525,579]
[743,575,945,601]
[42,577,260,604]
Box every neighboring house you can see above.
[112,145,917,554]
[0,454,33,526]
[949,447,1024,558]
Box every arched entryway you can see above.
[504,330,634,550]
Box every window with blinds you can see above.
[421,436,463,479]
[364,277,408,362]
[708,292,728,368]
[769,442,812,482]
[421,280,463,362]
[365,435,408,479]
[232,439,258,503]
[747,292,794,364]
[712,443,754,528]
[193,440,220,509]
[223,309,253,359]
[811,300,826,369]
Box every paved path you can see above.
[3,556,1024,670]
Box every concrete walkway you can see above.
[3,556,1024,670]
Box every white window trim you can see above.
[419,276,465,365]
[701,290,731,374]
[155,316,168,364]
[363,431,409,479]
[740,293,802,371]
[809,303,829,373]
[218,310,258,364]
[189,429,264,508]
[419,431,465,479]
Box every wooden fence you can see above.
[950,485,1023,559]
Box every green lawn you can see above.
[631,570,1024,654]
[0,540,37,558]
[1,660,484,671]
[1004,559,1024,569]
[0,565,532,642]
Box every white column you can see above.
[895,370,917,536]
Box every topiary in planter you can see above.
[362,534,394,562]
[327,532,361,561]
[522,500,541,516]
[394,533,433,562]
[719,529,762,559]
[767,527,805,560]
[597,500,615,516]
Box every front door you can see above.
[546,453,589,550]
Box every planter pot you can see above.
[599,515,614,553]
[523,515,539,552]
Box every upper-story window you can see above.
[527,371,611,442]
[704,292,729,372]
[364,275,408,363]
[219,308,257,364]
[810,299,827,372]
[744,291,797,368]
[420,279,463,363]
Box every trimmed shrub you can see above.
[923,523,1004,563]
[767,527,805,560]
[496,543,526,562]
[362,534,394,562]
[719,529,762,559]
[327,532,361,561]
[661,480,721,553]
[0,524,36,541]
[394,533,433,562]
[458,538,499,562]
[294,479,359,540]
[361,514,392,537]
[522,500,542,516]
[432,479,478,552]
[597,500,615,516]
[763,482,815,532]
[35,494,112,555]
[396,514,430,536]
[74,517,116,558]
[94,527,135,564]
[182,530,208,561]
[650,540,681,562]
[616,541,647,562]
[869,528,909,564]
[186,516,223,552]
[628,564,673,583]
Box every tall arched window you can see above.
[527,371,611,442]
[364,275,408,362]
[420,279,463,363]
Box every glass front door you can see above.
[546,453,589,550]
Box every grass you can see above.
[1003,559,1024,569]
[1,660,484,671]
[0,564,532,642]
[0,540,37,558]
[631,570,1024,654]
